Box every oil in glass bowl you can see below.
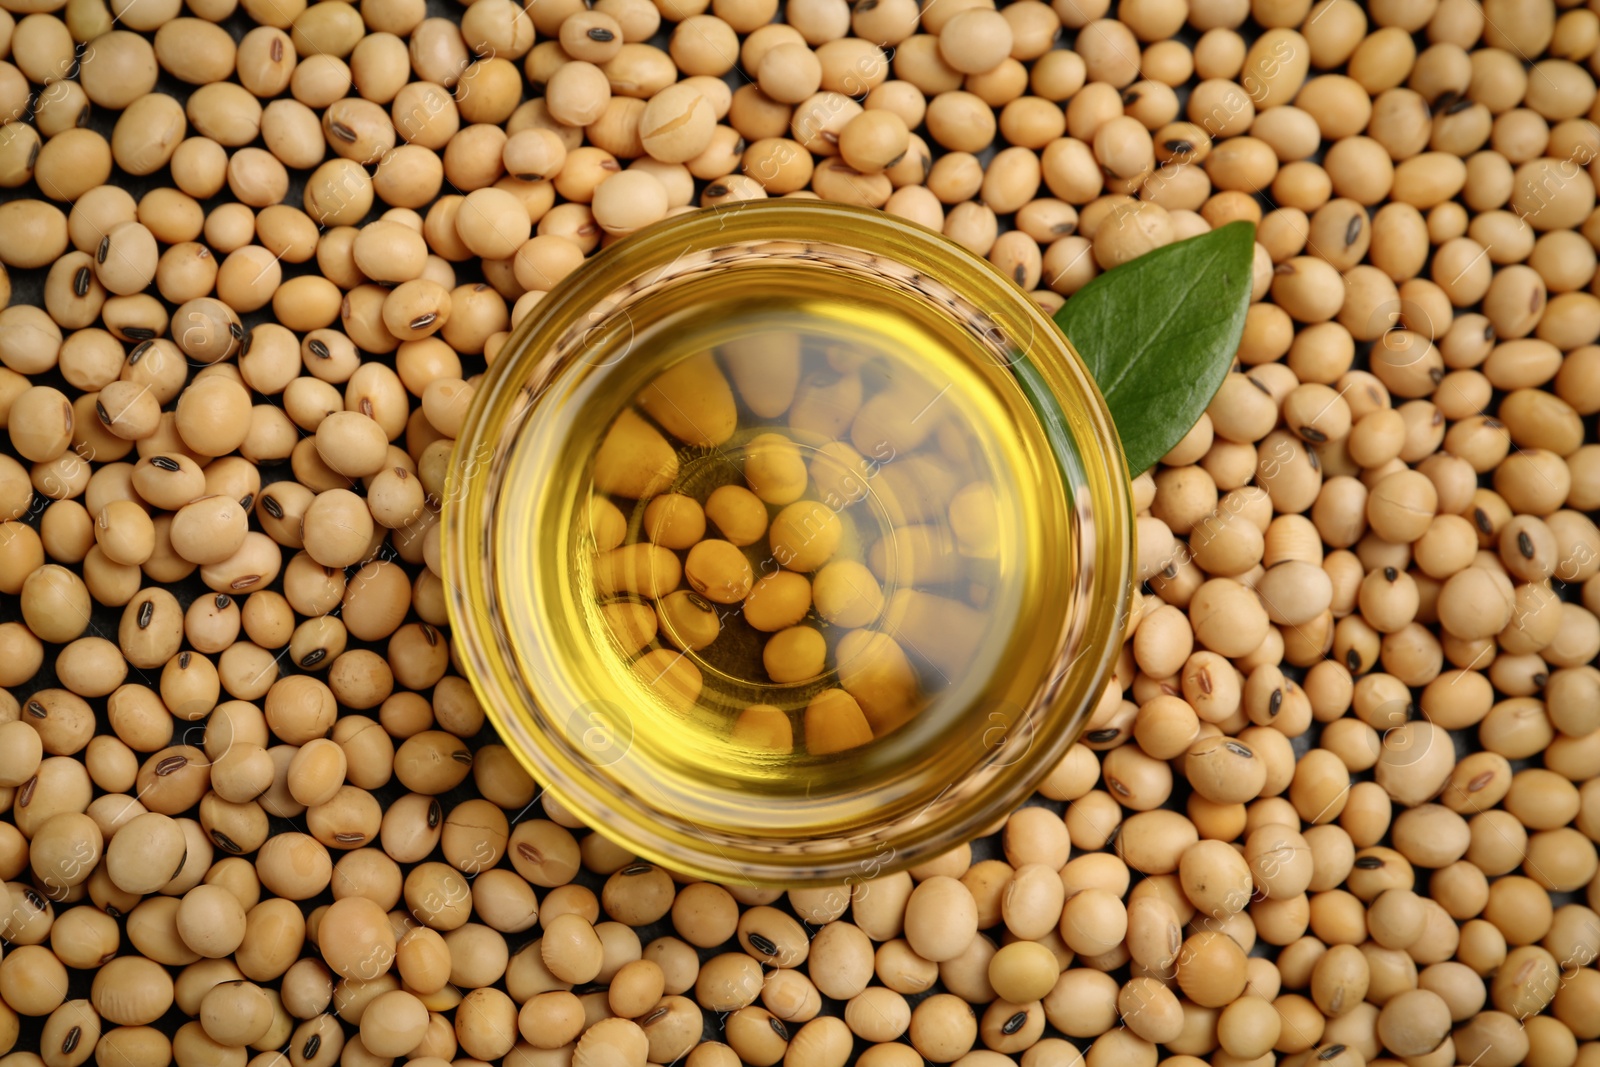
[488,259,1082,834]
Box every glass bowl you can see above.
[443,200,1133,885]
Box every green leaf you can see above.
[1052,220,1256,477]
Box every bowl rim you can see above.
[442,199,1135,884]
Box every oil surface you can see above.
[493,264,1075,804]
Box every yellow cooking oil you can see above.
[487,261,1081,803]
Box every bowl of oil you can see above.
[443,200,1133,885]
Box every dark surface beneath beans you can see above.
[2,1,1599,1064]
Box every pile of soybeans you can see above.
[0,0,1598,1064]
